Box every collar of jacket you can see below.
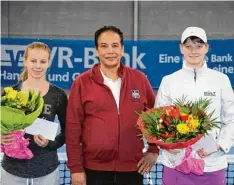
[182,60,208,76]
[89,62,125,84]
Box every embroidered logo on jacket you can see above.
[204,91,216,96]
[132,90,140,99]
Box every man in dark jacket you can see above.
[66,25,159,185]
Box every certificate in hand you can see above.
[192,134,217,153]
[25,118,58,141]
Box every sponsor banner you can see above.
[1,38,234,88]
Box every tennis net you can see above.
[58,153,234,185]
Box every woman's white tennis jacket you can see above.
[154,61,234,172]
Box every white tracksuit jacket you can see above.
[155,61,234,172]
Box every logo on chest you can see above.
[43,104,52,115]
[132,90,140,99]
[204,91,216,97]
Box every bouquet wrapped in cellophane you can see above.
[137,97,221,175]
[137,97,220,175]
[1,87,44,159]
[137,96,220,149]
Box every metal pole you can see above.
[133,0,138,41]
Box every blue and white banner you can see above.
[1,38,234,88]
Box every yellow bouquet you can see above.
[1,87,44,159]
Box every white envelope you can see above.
[25,118,58,141]
[192,134,217,153]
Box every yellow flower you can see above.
[18,92,29,106]
[7,90,18,100]
[191,119,200,129]
[186,114,200,131]
[4,87,13,94]
[177,123,190,134]
[188,115,194,121]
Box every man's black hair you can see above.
[94,25,124,48]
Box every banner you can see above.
[1,38,234,88]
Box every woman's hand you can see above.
[197,144,221,158]
[1,133,15,145]
[34,134,49,148]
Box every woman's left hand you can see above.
[197,144,221,158]
[34,134,49,148]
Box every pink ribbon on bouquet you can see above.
[1,130,33,159]
[175,146,205,175]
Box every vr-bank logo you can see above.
[1,45,26,67]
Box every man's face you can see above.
[96,31,124,68]
[180,38,208,68]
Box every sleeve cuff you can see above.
[69,165,84,173]
[47,140,53,149]
[217,140,230,153]
[147,144,160,154]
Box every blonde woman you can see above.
[1,42,68,185]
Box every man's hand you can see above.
[71,172,86,185]
[137,152,158,174]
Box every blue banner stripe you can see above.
[1,38,234,88]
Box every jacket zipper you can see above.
[193,69,197,83]
[103,84,120,114]
[193,69,197,98]
[102,83,122,170]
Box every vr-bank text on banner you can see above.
[1,38,234,88]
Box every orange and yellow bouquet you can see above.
[137,97,221,149]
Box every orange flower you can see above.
[180,113,189,121]
[160,133,175,139]
[169,107,180,119]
